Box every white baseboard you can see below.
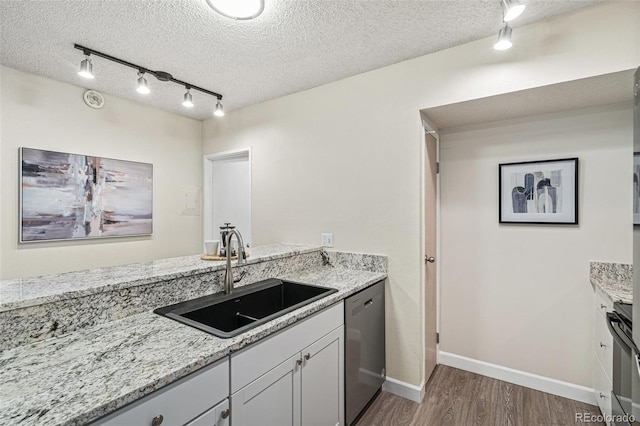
[439,351,596,405]
[383,376,425,403]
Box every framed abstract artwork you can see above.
[499,158,578,224]
[634,153,640,225]
[20,147,153,242]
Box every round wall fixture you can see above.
[83,90,105,109]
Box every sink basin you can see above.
[154,278,337,338]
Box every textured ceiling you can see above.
[0,0,604,120]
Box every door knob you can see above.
[425,256,435,263]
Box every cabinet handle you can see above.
[600,304,607,309]
[599,393,606,399]
[304,353,311,361]
[600,342,607,348]
[221,409,230,419]
[296,359,303,366]
[151,415,164,426]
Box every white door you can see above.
[203,148,252,247]
[424,132,438,381]
[231,354,301,426]
[301,326,344,426]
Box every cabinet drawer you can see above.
[231,302,343,393]
[594,306,613,381]
[185,399,229,426]
[94,358,229,426]
[595,287,614,319]
[593,354,612,424]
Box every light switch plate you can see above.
[321,233,334,247]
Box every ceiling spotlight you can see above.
[500,0,525,22]
[136,71,150,94]
[182,88,194,108]
[78,54,94,79]
[494,24,513,50]
[214,99,225,117]
[206,0,264,20]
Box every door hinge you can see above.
[436,332,440,344]
[436,162,440,174]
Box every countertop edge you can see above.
[0,245,323,313]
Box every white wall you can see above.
[0,66,203,279]
[439,105,632,388]
[201,2,640,387]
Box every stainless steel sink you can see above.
[154,278,337,338]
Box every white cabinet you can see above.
[231,354,301,426]
[300,326,344,426]
[231,302,344,426]
[593,287,613,424]
[93,358,229,426]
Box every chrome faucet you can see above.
[224,228,247,294]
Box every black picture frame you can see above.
[498,157,578,225]
[634,152,640,225]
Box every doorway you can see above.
[423,127,439,384]
[203,148,252,247]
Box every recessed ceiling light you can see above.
[206,0,265,20]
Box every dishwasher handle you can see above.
[364,299,374,308]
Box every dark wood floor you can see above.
[356,365,603,425]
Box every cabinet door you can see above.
[186,399,229,426]
[231,354,301,426]
[301,326,344,426]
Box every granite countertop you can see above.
[0,244,322,313]
[590,261,632,304]
[0,265,387,426]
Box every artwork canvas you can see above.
[634,153,640,225]
[499,158,578,224]
[20,147,153,242]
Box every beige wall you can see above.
[202,2,640,387]
[440,105,632,387]
[0,66,203,279]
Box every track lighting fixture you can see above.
[500,0,525,22]
[214,99,225,117]
[206,0,264,20]
[77,53,94,79]
[74,44,224,117]
[136,71,150,94]
[182,87,194,108]
[494,24,513,50]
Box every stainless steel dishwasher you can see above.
[345,280,385,425]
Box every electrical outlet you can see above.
[321,233,334,247]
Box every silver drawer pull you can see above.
[599,393,606,399]
[600,304,607,309]
[600,342,607,348]
[221,409,230,419]
[151,415,164,426]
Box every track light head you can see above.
[500,0,525,22]
[78,55,94,79]
[182,89,194,108]
[494,24,513,50]
[136,71,150,94]
[214,99,225,117]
